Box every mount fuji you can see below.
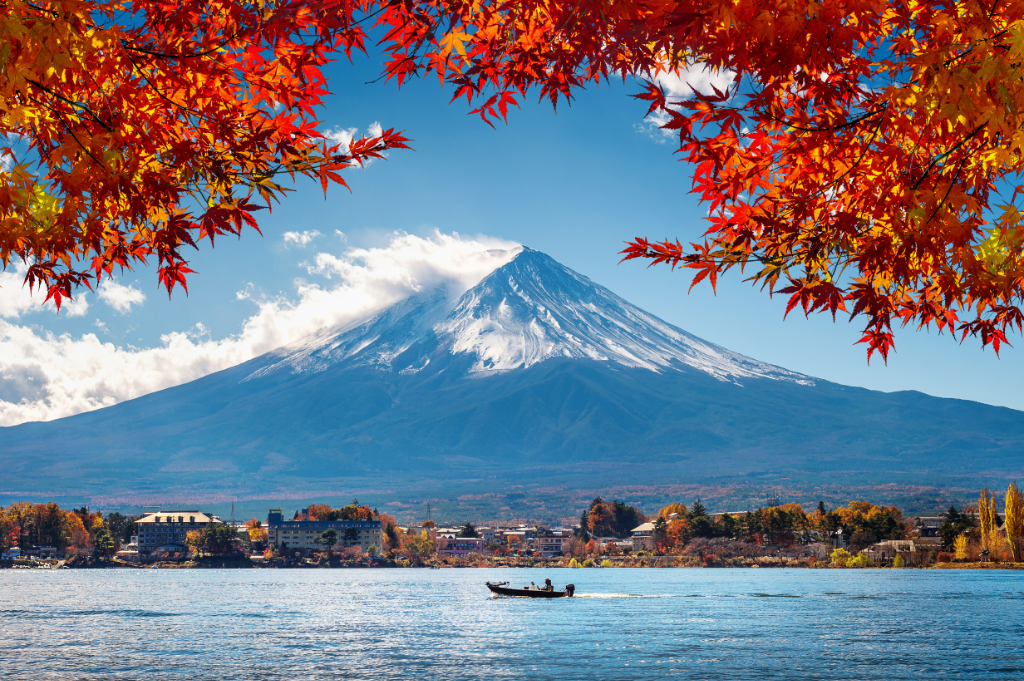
[2,247,1023,508]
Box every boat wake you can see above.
[576,593,688,599]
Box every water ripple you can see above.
[1,568,1022,680]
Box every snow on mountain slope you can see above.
[437,249,811,384]
[248,247,812,386]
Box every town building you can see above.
[913,516,945,544]
[477,527,496,545]
[136,510,220,555]
[438,537,485,557]
[631,522,656,551]
[864,539,930,566]
[267,509,382,552]
[535,529,574,558]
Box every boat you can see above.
[486,581,575,598]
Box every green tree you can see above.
[892,554,906,568]
[717,513,738,539]
[343,528,359,546]
[939,506,977,551]
[382,521,401,553]
[93,528,115,557]
[403,532,435,561]
[104,512,136,544]
[201,524,240,555]
[576,509,591,541]
[458,522,479,538]
[316,529,339,553]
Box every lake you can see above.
[1,568,1022,679]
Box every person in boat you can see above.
[543,578,553,592]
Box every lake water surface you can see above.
[1,568,1023,680]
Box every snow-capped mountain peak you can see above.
[249,247,812,386]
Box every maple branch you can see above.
[25,79,112,133]
[763,105,886,134]
[923,154,971,228]
[912,123,988,190]
[21,1,58,16]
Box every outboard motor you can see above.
[565,584,575,598]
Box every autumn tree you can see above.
[1,0,409,307]
[1006,482,1024,562]
[305,505,333,522]
[585,498,646,538]
[402,530,435,562]
[557,536,582,559]
[185,530,203,556]
[15,0,1024,362]
[64,512,92,552]
[0,508,21,553]
[379,513,401,554]
[244,519,268,552]
[368,0,1024,358]
[979,487,994,552]
[953,533,970,562]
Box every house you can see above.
[266,508,382,552]
[913,516,946,545]
[864,539,929,566]
[22,545,58,559]
[535,529,574,558]
[136,510,220,556]
[630,522,656,551]
[1,547,21,560]
[833,527,848,549]
[502,531,530,550]
[477,527,496,545]
[438,537,485,557]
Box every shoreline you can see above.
[4,558,1023,571]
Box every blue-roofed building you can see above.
[267,508,382,552]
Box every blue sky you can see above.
[0,53,1019,424]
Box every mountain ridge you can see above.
[1,247,1021,511]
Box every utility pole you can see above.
[425,502,432,524]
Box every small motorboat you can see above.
[486,581,575,598]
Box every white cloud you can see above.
[0,261,89,318]
[324,122,387,166]
[97,279,146,313]
[0,263,36,319]
[0,231,521,426]
[638,64,736,142]
[325,126,359,151]
[283,230,322,248]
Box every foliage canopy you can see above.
[10,0,1024,361]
